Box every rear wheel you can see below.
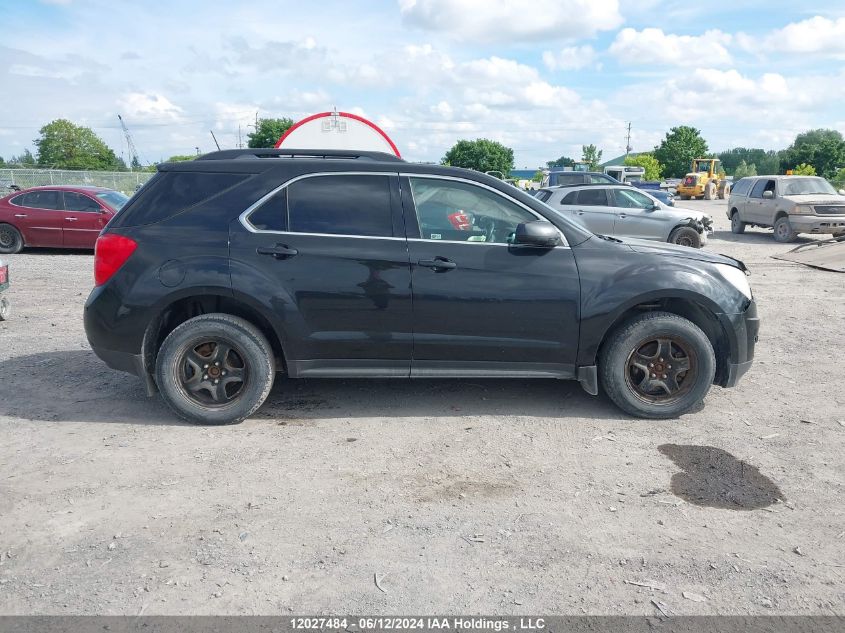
[730,210,746,234]
[718,183,731,199]
[155,313,276,424]
[703,181,716,200]
[600,312,716,419]
[0,224,23,254]
[773,216,798,243]
[668,226,702,248]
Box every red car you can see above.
[0,185,129,253]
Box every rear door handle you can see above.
[14,214,27,218]
[618,214,627,219]
[65,217,78,221]
[256,244,298,258]
[418,257,457,271]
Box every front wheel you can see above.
[730,211,746,234]
[773,216,798,243]
[155,313,276,424]
[600,312,716,419]
[668,226,702,248]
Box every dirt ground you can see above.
[0,198,843,615]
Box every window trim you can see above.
[240,171,404,240]
[401,172,569,247]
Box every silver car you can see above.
[727,175,845,242]
[536,184,713,248]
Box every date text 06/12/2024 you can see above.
[290,618,547,631]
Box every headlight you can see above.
[715,263,752,300]
[792,205,813,215]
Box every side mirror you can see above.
[839,189,845,196]
[762,190,774,199]
[648,203,660,211]
[513,221,561,247]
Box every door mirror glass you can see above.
[513,221,561,247]
[838,189,845,196]
[762,190,774,199]
[649,203,660,211]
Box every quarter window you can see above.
[560,191,578,205]
[409,177,540,244]
[248,189,287,232]
[287,174,393,237]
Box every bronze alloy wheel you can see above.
[624,335,697,405]
[175,338,248,408]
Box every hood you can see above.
[618,236,747,271]
[782,195,845,206]
[668,205,708,220]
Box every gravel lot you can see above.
[0,198,843,615]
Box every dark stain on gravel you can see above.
[658,444,785,510]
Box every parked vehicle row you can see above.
[83,149,758,425]
[535,184,709,247]
[0,185,129,253]
[727,175,845,242]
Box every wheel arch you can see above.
[142,291,288,378]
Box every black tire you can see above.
[0,224,23,254]
[599,311,716,419]
[680,195,691,201]
[0,297,8,321]
[668,226,702,248]
[155,313,275,425]
[773,216,798,243]
[730,210,746,234]
[704,182,716,200]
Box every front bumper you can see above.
[720,300,760,388]
[788,215,845,234]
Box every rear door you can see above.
[570,188,615,234]
[61,191,111,248]
[402,174,580,376]
[7,190,65,247]
[229,172,413,376]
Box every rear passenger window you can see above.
[287,175,393,237]
[248,189,287,231]
[118,172,247,226]
[577,189,608,206]
[561,191,578,204]
[14,190,60,210]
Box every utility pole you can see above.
[625,122,632,158]
[238,124,243,149]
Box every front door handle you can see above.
[618,214,627,219]
[256,244,298,259]
[65,217,78,222]
[14,214,27,218]
[418,257,457,271]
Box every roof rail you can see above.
[194,148,405,162]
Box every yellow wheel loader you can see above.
[675,158,731,201]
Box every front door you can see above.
[61,191,111,248]
[8,190,65,247]
[611,187,669,240]
[229,172,413,377]
[747,179,776,224]
[402,175,580,377]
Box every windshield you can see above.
[96,190,130,210]
[781,177,837,196]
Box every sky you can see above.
[2,0,845,169]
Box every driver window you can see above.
[408,177,538,244]
[615,189,652,209]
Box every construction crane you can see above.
[117,115,141,170]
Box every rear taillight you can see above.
[0,265,7,285]
[94,234,137,286]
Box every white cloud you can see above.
[609,27,732,66]
[542,46,598,71]
[399,0,622,42]
[757,16,845,54]
[117,93,184,122]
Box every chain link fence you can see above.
[0,169,155,195]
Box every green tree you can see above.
[623,153,663,181]
[781,129,845,177]
[717,147,780,176]
[442,138,514,174]
[653,126,709,178]
[831,167,845,190]
[247,117,294,149]
[166,154,196,162]
[8,149,36,168]
[733,160,757,179]
[581,144,602,170]
[792,162,816,176]
[34,119,120,170]
[546,155,575,169]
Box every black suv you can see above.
[84,149,759,424]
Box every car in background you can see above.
[0,185,129,253]
[642,188,675,206]
[727,175,845,242]
[537,184,711,248]
[543,171,619,187]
